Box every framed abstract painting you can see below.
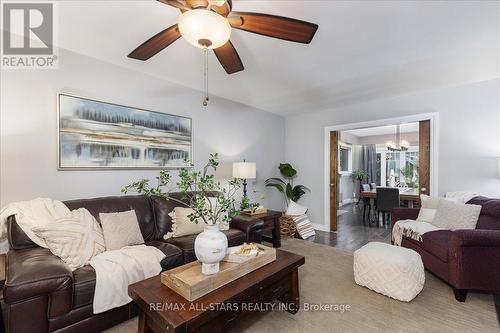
[57,93,192,169]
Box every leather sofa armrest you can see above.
[449,229,500,248]
[391,208,420,229]
[230,216,264,243]
[4,247,73,317]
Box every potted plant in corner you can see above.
[351,169,368,203]
[265,163,310,208]
[122,153,241,275]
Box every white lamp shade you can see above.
[232,162,256,179]
[178,9,231,49]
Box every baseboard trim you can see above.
[312,223,330,232]
[339,198,355,207]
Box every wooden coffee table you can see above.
[128,249,304,333]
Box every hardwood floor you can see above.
[311,203,391,252]
[305,202,500,326]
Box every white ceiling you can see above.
[55,1,500,116]
[344,122,419,137]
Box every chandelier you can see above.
[386,124,409,151]
[177,2,232,106]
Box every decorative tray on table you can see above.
[160,243,276,301]
[241,206,268,215]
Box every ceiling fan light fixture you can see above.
[178,9,231,49]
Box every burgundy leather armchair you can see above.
[391,196,500,302]
[3,194,264,333]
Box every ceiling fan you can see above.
[128,0,319,74]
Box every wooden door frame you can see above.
[322,113,439,233]
[329,131,339,231]
[419,120,431,196]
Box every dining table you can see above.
[360,187,420,222]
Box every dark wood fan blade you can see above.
[228,12,319,44]
[128,24,181,61]
[157,0,190,11]
[213,40,244,74]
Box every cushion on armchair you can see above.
[432,200,481,230]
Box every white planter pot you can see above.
[194,224,228,275]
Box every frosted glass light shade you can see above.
[208,0,226,6]
[386,140,396,150]
[232,162,256,179]
[178,9,231,49]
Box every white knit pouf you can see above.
[353,242,425,302]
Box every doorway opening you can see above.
[325,114,438,235]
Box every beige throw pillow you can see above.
[292,214,315,239]
[164,206,229,239]
[432,200,481,230]
[31,208,106,270]
[99,210,144,251]
[164,207,205,239]
[417,195,460,223]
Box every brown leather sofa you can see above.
[3,194,264,333]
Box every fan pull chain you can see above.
[203,48,209,107]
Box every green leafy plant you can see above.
[400,165,419,188]
[122,153,241,225]
[351,169,368,182]
[265,163,309,206]
[239,196,259,212]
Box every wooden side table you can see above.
[238,210,282,248]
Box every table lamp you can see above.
[232,160,256,199]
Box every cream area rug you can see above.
[105,238,499,333]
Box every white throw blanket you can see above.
[392,219,442,246]
[392,192,479,246]
[89,245,165,314]
[0,198,70,252]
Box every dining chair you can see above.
[376,187,400,224]
[361,183,372,221]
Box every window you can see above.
[402,151,419,188]
[338,145,352,174]
[376,147,419,188]
[385,152,400,186]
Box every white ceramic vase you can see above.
[194,224,228,275]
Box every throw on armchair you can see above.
[391,196,500,302]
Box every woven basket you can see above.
[280,214,296,238]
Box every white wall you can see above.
[0,49,285,209]
[285,79,500,230]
